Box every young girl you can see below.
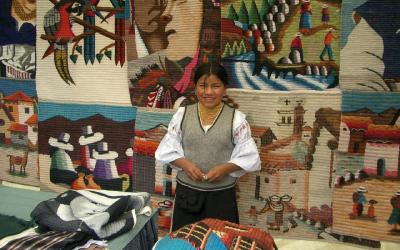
[155,62,261,231]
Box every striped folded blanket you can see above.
[0,231,92,250]
[31,189,151,240]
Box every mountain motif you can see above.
[344,107,399,125]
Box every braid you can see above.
[222,94,239,109]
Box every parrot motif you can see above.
[42,0,106,84]
[43,0,80,85]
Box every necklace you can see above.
[12,0,36,21]
[198,102,223,126]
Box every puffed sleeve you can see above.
[155,107,185,170]
[228,110,261,178]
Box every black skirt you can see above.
[171,182,239,231]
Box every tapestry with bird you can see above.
[40,0,128,85]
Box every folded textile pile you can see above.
[154,218,277,250]
[0,231,95,250]
[31,189,152,240]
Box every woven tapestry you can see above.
[227,89,354,242]
[0,78,38,186]
[38,102,136,193]
[332,91,400,244]
[339,0,400,92]
[221,0,341,90]
[0,0,36,80]
[133,108,175,229]
[36,0,135,193]
[36,0,130,104]
[128,0,221,109]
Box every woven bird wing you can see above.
[42,6,75,85]
[44,8,61,37]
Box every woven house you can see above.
[0,103,14,143]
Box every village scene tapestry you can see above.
[128,0,221,109]
[229,89,340,236]
[223,89,358,242]
[221,0,341,90]
[0,78,38,186]
[332,91,400,243]
[38,102,136,193]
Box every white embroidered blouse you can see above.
[155,106,261,177]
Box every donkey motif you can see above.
[7,149,29,175]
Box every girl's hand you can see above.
[172,158,205,182]
[181,162,205,182]
[205,164,229,183]
[205,163,242,183]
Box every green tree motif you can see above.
[238,0,249,24]
[249,0,261,26]
[259,0,270,20]
[227,4,239,21]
